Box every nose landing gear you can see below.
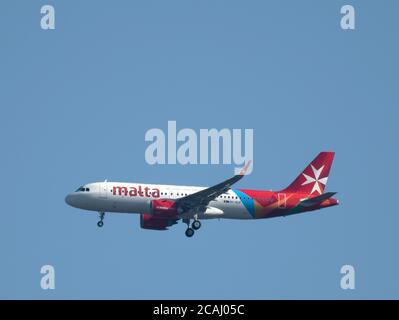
[97,212,105,228]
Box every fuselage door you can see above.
[99,181,108,199]
[169,189,176,200]
[278,193,286,208]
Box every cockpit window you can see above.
[75,186,90,192]
[76,186,90,192]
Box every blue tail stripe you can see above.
[233,189,255,218]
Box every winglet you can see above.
[238,160,252,176]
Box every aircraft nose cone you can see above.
[65,194,74,206]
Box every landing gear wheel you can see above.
[97,212,105,228]
[192,220,201,230]
[185,228,195,238]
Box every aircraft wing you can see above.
[299,192,337,207]
[175,161,251,211]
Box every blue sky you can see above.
[1,0,398,299]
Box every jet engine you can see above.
[150,199,178,217]
[140,213,178,230]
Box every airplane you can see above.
[65,152,338,237]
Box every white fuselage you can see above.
[65,181,253,220]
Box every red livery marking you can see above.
[113,185,160,198]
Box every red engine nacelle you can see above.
[140,200,179,230]
[140,213,178,230]
[150,199,178,217]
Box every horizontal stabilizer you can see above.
[299,192,337,207]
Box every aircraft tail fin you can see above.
[283,152,335,195]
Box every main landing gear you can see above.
[192,220,201,230]
[97,212,105,228]
[183,217,202,237]
[185,227,194,238]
